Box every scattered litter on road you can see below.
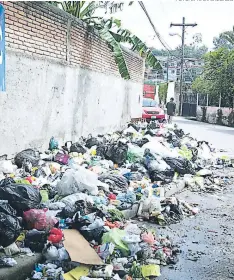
[0,120,232,279]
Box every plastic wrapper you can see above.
[0,212,21,247]
[141,264,161,277]
[49,137,59,150]
[127,144,144,163]
[127,242,142,256]
[122,234,141,243]
[141,232,155,245]
[138,197,161,218]
[23,209,58,231]
[123,225,140,238]
[48,228,63,244]
[4,242,20,255]
[0,184,41,214]
[116,191,136,204]
[96,243,115,260]
[178,145,193,161]
[0,257,17,268]
[57,168,99,196]
[43,245,59,261]
[60,193,93,207]
[102,229,129,257]
[54,152,69,165]
[14,149,40,168]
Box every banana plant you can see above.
[48,1,161,79]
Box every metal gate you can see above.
[182,93,197,117]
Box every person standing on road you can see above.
[166,98,176,123]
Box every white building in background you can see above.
[145,56,204,85]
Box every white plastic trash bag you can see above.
[0,161,15,174]
[57,168,99,196]
[148,158,171,172]
[61,193,94,207]
[143,139,179,158]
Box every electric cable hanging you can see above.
[138,1,195,82]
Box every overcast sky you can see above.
[102,0,234,50]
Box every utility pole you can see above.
[166,55,169,83]
[170,17,197,116]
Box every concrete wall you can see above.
[197,105,234,126]
[0,2,144,155]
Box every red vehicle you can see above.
[142,98,166,122]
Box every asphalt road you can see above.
[156,181,234,280]
[153,118,234,279]
[174,117,234,153]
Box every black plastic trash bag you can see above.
[167,133,181,148]
[0,184,41,214]
[149,170,174,182]
[70,142,86,154]
[85,135,99,149]
[135,138,149,148]
[98,174,128,190]
[0,212,21,247]
[147,121,160,130]
[164,157,195,175]
[25,229,48,252]
[0,177,15,187]
[127,123,140,132]
[80,227,106,244]
[59,200,87,219]
[0,200,17,216]
[144,130,155,137]
[105,141,128,165]
[96,144,108,158]
[174,129,184,138]
[14,149,40,168]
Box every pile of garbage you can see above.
[0,121,232,279]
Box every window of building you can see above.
[171,70,175,74]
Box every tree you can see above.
[158,83,168,103]
[48,1,160,79]
[213,27,234,50]
[192,48,234,107]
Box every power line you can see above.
[171,17,197,115]
[138,1,196,84]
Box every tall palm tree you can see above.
[48,1,161,79]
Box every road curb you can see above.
[0,253,42,280]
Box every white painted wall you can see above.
[167,81,175,102]
[0,51,142,156]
